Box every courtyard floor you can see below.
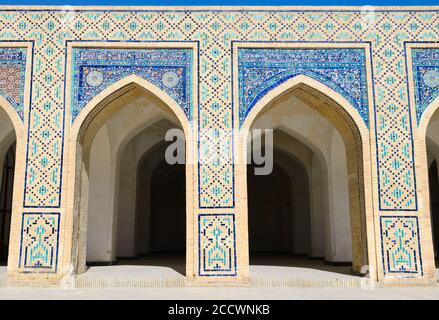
[1,286,439,300]
[1,254,439,299]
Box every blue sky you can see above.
[1,0,438,6]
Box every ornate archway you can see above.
[237,75,375,280]
[64,75,195,276]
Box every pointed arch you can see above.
[237,73,376,281]
[63,73,195,276]
[240,74,368,141]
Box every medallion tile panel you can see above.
[70,47,193,122]
[411,48,439,124]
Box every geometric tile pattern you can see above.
[71,47,193,122]
[198,214,237,276]
[0,47,27,120]
[198,123,234,208]
[380,216,422,275]
[7,9,422,211]
[19,213,60,273]
[411,48,439,124]
[238,48,369,127]
[5,8,422,211]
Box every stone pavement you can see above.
[72,264,365,288]
[1,286,439,300]
[0,259,438,299]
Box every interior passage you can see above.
[247,149,310,255]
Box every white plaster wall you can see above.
[327,131,352,262]
[116,121,176,257]
[427,113,439,169]
[86,124,114,262]
[135,143,171,254]
[0,108,16,188]
[310,154,327,258]
[272,149,311,255]
[426,112,439,255]
[115,142,136,257]
[135,152,154,254]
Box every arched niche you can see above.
[237,75,374,278]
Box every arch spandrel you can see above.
[70,47,194,123]
[237,48,370,129]
[411,48,439,126]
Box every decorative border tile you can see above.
[15,10,423,211]
[19,212,60,273]
[380,216,422,275]
[198,213,237,276]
